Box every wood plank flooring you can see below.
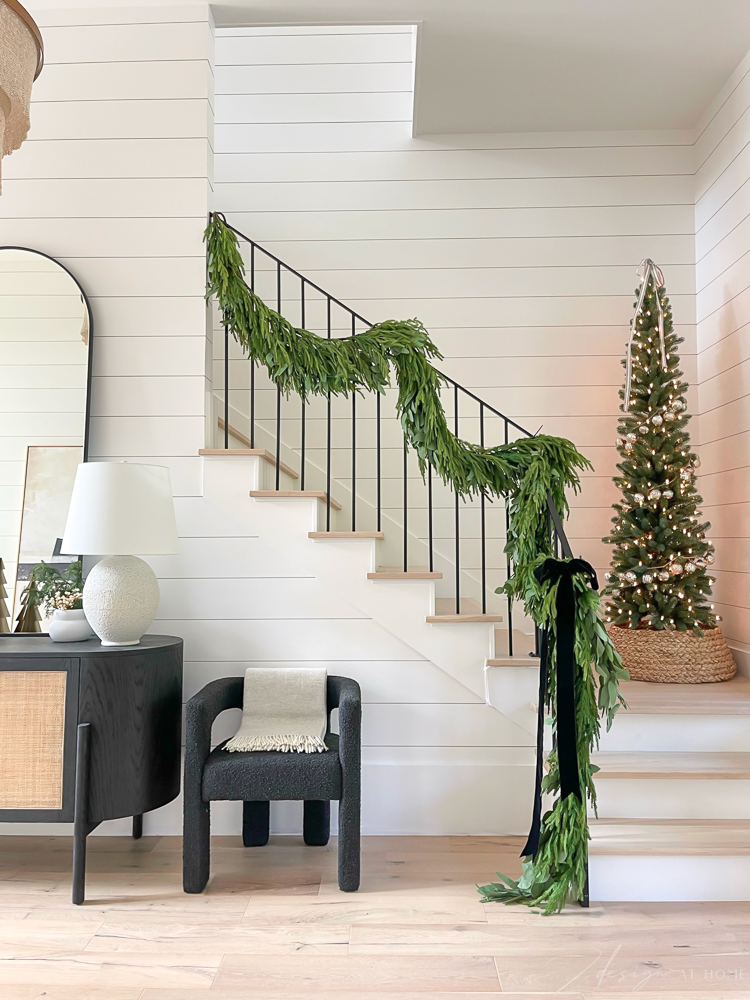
[1,834,750,996]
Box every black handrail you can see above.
[220,219,531,434]
[214,218,575,651]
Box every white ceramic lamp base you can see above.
[83,555,160,646]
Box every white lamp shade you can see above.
[61,461,179,556]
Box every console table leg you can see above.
[72,723,91,905]
[132,814,143,839]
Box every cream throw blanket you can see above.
[225,667,328,753]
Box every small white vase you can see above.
[48,608,93,643]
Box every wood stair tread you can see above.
[487,629,538,663]
[249,490,342,510]
[620,675,750,716]
[309,531,384,539]
[487,655,538,667]
[200,448,298,480]
[589,818,750,856]
[367,567,443,580]
[427,598,502,623]
[592,751,750,780]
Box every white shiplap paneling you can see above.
[695,48,750,656]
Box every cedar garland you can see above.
[205,213,626,912]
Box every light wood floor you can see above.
[1,834,750,997]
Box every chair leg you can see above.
[337,793,360,891]
[303,800,330,846]
[183,797,210,893]
[242,801,270,847]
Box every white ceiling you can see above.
[212,0,750,134]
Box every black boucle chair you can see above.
[183,674,361,893]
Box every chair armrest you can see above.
[327,675,361,778]
[184,677,244,791]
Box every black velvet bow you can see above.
[521,557,598,859]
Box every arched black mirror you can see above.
[0,247,93,633]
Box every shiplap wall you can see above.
[0,5,538,837]
[695,48,750,663]
[214,24,697,582]
[3,10,746,837]
[0,0,217,834]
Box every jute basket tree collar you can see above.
[602,259,735,682]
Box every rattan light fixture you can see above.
[0,0,44,191]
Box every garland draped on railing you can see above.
[205,213,626,912]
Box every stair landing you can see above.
[620,675,750,715]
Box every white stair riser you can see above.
[202,456,498,702]
[591,855,750,901]
[485,665,539,734]
[595,778,750,819]
[599,714,750,752]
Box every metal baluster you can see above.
[326,297,332,531]
[480,402,486,615]
[223,324,229,449]
[403,437,408,572]
[428,462,434,573]
[504,419,514,657]
[454,385,460,615]
[250,244,255,448]
[351,313,356,531]
[300,279,306,490]
[376,392,382,532]
[276,262,282,490]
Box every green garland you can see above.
[481,565,628,914]
[205,213,626,913]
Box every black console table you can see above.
[0,634,183,903]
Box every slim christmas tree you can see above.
[603,260,716,634]
[15,571,42,633]
[0,558,10,633]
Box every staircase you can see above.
[202,220,744,900]
[589,675,750,900]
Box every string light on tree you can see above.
[602,258,718,635]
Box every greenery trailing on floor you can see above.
[205,212,626,913]
[480,565,628,914]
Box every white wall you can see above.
[0,5,537,838]
[3,9,748,838]
[695,50,750,665]
[0,0,216,833]
[214,24,697,583]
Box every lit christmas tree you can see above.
[0,558,9,633]
[603,260,716,634]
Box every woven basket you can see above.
[608,624,736,684]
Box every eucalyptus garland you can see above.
[205,212,626,913]
[482,565,628,914]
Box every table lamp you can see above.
[61,461,179,646]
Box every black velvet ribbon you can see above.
[521,557,598,859]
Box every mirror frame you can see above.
[0,246,94,634]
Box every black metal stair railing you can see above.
[212,220,574,656]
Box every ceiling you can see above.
[212,0,750,135]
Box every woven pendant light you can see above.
[0,0,44,191]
